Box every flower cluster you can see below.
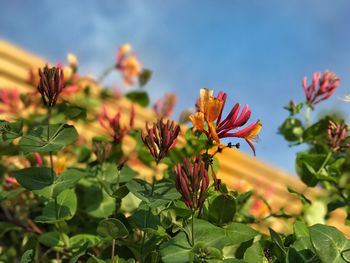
[37,65,65,108]
[302,71,340,106]
[327,120,350,152]
[174,156,209,210]
[190,88,262,155]
[0,89,22,114]
[153,93,177,119]
[98,104,135,143]
[141,119,180,163]
[115,44,142,86]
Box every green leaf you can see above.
[127,179,180,208]
[287,187,311,205]
[11,167,54,191]
[303,116,331,143]
[279,117,304,142]
[35,189,77,223]
[125,91,150,107]
[87,255,106,263]
[0,120,23,142]
[69,243,89,263]
[65,105,87,120]
[139,69,152,87]
[310,224,350,263]
[160,219,227,263]
[287,246,320,263]
[0,222,22,238]
[269,228,286,254]
[97,218,129,240]
[208,194,236,225]
[244,241,267,263]
[38,231,67,247]
[225,223,259,246]
[296,153,327,187]
[131,207,160,229]
[293,221,309,239]
[70,234,101,249]
[304,200,326,225]
[189,242,223,262]
[19,124,78,153]
[0,187,25,201]
[35,168,86,198]
[20,249,34,263]
[81,182,116,218]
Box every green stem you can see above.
[304,105,312,127]
[97,65,115,84]
[47,108,59,220]
[317,151,332,174]
[111,238,116,263]
[191,210,195,247]
[140,177,156,263]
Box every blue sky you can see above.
[1,0,350,174]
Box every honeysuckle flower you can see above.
[33,152,43,167]
[302,71,340,106]
[0,89,22,114]
[174,156,209,210]
[116,43,132,60]
[153,93,177,118]
[92,139,112,163]
[141,119,180,163]
[190,88,262,155]
[98,105,135,143]
[4,177,20,189]
[115,44,142,85]
[67,53,78,67]
[98,104,135,143]
[54,156,66,175]
[327,120,350,152]
[37,65,65,108]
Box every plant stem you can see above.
[48,107,59,220]
[111,238,116,263]
[191,210,195,247]
[304,105,312,127]
[97,65,115,84]
[140,177,156,263]
[317,151,332,175]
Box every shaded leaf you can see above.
[125,91,150,107]
[19,124,78,153]
[97,218,129,240]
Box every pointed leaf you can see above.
[19,124,78,153]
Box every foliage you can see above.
[0,47,349,263]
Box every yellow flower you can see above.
[118,43,132,57]
[189,112,205,132]
[119,55,142,85]
[245,120,262,140]
[67,53,78,66]
[54,157,66,175]
[63,66,73,80]
[190,88,223,143]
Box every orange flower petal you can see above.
[245,120,262,139]
[199,88,213,114]
[206,97,223,122]
[208,122,220,144]
[189,112,205,132]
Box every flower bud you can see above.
[37,65,64,108]
[174,157,209,211]
[141,119,180,163]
